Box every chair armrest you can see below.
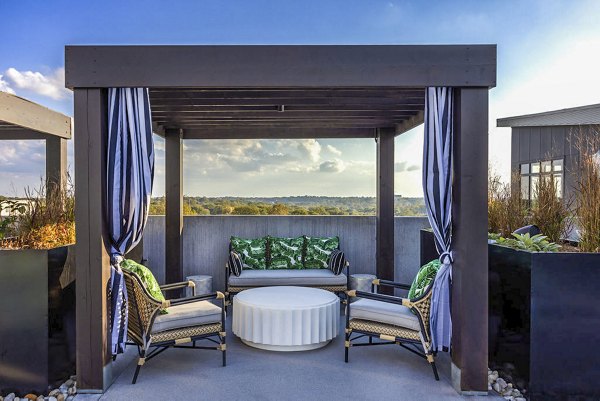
[161,280,196,296]
[346,290,410,307]
[166,291,226,308]
[372,279,411,291]
[160,280,195,291]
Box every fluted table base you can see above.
[233,286,340,352]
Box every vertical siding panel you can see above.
[519,127,530,162]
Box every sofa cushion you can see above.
[408,259,441,299]
[304,236,339,269]
[228,251,244,277]
[230,236,267,270]
[269,236,304,269]
[228,269,347,287]
[328,249,347,275]
[350,298,421,332]
[152,300,221,333]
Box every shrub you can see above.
[0,178,75,249]
[530,173,573,243]
[488,168,528,237]
[496,233,560,252]
[572,126,600,252]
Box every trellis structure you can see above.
[65,44,495,394]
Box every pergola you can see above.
[65,45,495,394]
[0,92,71,196]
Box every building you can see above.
[497,103,600,202]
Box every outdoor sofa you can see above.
[225,235,349,305]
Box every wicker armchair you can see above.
[344,278,439,380]
[123,270,226,384]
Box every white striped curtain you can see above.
[107,88,154,355]
[422,87,454,352]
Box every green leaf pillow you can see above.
[408,259,441,299]
[121,259,168,314]
[269,236,304,269]
[304,236,339,269]
[230,236,267,270]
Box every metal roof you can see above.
[497,103,600,128]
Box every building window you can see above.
[520,158,564,200]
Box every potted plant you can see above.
[485,149,600,401]
[0,181,76,395]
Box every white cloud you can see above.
[4,67,70,100]
[319,159,346,173]
[395,161,419,173]
[325,144,342,156]
[0,75,15,94]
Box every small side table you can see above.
[349,273,377,303]
[186,275,212,297]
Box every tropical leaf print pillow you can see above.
[408,259,441,299]
[230,236,267,270]
[304,236,339,269]
[269,236,304,269]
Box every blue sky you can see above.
[1,0,600,196]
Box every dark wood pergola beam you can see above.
[65,45,496,88]
[149,97,425,107]
[0,91,71,139]
[178,127,376,140]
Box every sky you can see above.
[1,0,599,197]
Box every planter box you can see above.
[489,244,600,401]
[0,245,76,395]
[420,229,600,400]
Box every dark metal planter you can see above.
[421,229,600,401]
[0,245,76,395]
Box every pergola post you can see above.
[74,89,112,392]
[376,127,395,288]
[165,128,183,292]
[45,136,67,199]
[451,88,489,393]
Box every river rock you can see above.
[515,398,526,401]
[496,378,507,390]
[48,390,60,398]
[48,397,57,401]
[56,394,65,401]
[5,393,16,401]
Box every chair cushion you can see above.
[268,236,304,269]
[121,259,166,305]
[328,249,347,275]
[228,251,243,277]
[228,269,347,287]
[230,236,267,270]
[152,300,221,333]
[408,259,441,299]
[304,236,339,269]
[350,298,421,332]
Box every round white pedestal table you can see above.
[232,286,339,351]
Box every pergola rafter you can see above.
[66,44,495,395]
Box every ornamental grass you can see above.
[573,127,600,252]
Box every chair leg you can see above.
[132,349,146,384]
[344,332,350,363]
[221,334,227,367]
[427,353,439,381]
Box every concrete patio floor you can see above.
[76,313,501,401]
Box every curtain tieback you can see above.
[111,254,124,268]
[439,251,454,264]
